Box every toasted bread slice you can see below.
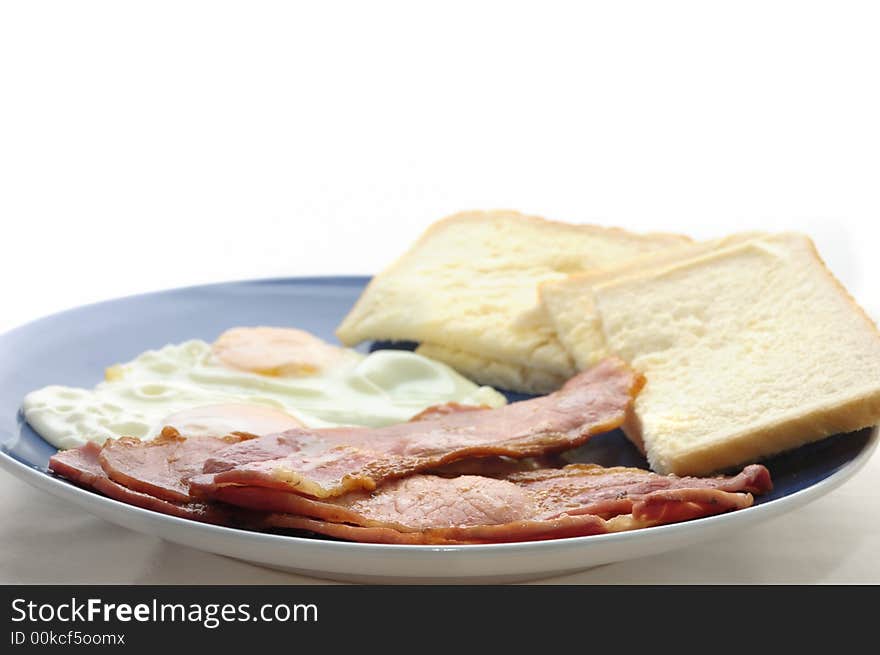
[336,210,689,385]
[592,233,880,475]
[540,233,764,370]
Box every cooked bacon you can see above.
[630,488,754,524]
[257,464,768,544]
[98,427,257,503]
[266,513,613,545]
[199,463,772,544]
[48,442,230,523]
[50,437,771,544]
[504,463,772,520]
[427,455,562,478]
[407,402,488,422]
[265,488,758,545]
[193,358,644,498]
[43,356,774,545]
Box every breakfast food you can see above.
[49,362,771,544]
[158,403,303,439]
[592,232,880,475]
[47,441,234,523]
[98,429,256,503]
[22,327,506,449]
[414,342,570,396]
[51,435,770,543]
[336,210,689,393]
[188,357,642,498]
[333,212,880,481]
[259,464,771,545]
[25,210,880,548]
[539,233,764,370]
[212,326,347,376]
[247,463,769,525]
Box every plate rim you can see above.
[0,274,372,342]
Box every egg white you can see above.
[22,340,507,450]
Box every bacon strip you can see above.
[50,438,771,544]
[192,358,644,499]
[266,513,613,545]
[98,427,256,503]
[265,488,758,545]
[198,463,772,544]
[44,356,774,545]
[407,402,489,422]
[504,463,772,520]
[48,442,230,523]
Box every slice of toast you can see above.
[336,210,689,386]
[540,233,764,370]
[591,232,880,475]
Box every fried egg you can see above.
[23,327,507,450]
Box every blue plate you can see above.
[0,276,875,581]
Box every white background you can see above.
[2,1,879,332]
[1,1,879,583]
